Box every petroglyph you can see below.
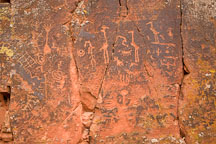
[146,22,160,43]
[114,56,123,66]
[84,40,96,67]
[51,70,63,81]
[43,24,52,55]
[3,0,211,143]
[100,25,109,64]
[167,28,173,39]
[147,22,176,47]
[117,89,130,105]
[116,35,129,47]
[120,50,132,56]
[128,31,139,63]
[17,52,36,71]
[77,49,85,57]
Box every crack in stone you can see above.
[63,0,84,82]
[178,0,189,143]
[0,0,10,3]
[130,22,153,77]
[87,35,116,143]
[97,27,118,109]
[119,0,129,17]
[124,0,129,16]
[62,102,82,125]
[65,1,106,143]
[63,1,89,143]
[0,86,13,142]
[97,4,121,102]
[118,0,121,6]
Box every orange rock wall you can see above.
[0,0,215,143]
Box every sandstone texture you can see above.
[0,0,215,143]
[179,0,216,143]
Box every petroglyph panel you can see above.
[75,0,184,143]
[1,0,83,143]
[1,0,214,143]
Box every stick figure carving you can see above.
[43,24,52,55]
[100,26,109,64]
[128,31,139,63]
[84,41,96,67]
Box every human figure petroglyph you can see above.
[84,41,96,67]
[114,57,123,66]
[128,31,139,63]
[117,89,130,105]
[43,24,52,55]
[100,25,109,64]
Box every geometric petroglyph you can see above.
[17,52,36,71]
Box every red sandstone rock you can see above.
[1,133,13,142]
[80,88,97,111]
[82,112,94,128]
[0,108,6,126]
[0,0,215,143]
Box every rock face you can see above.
[179,0,216,144]
[0,0,215,143]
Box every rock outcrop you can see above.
[0,0,215,143]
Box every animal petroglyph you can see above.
[146,22,160,43]
[147,22,175,47]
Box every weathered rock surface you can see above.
[0,0,215,143]
[179,0,216,143]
